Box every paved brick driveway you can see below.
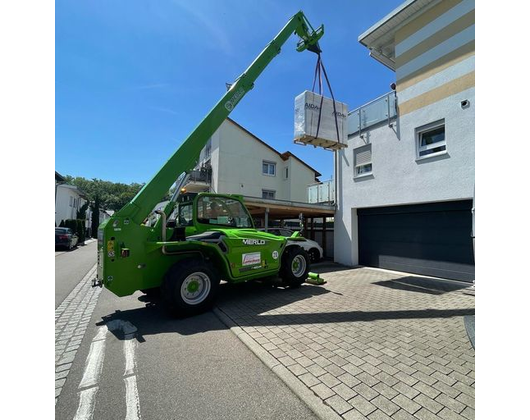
[215,265,475,420]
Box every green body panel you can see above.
[97,12,323,297]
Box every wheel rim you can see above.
[180,272,211,305]
[291,255,307,278]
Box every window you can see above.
[196,195,252,228]
[178,203,193,226]
[354,144,372,177]
[417,120,446,159]
[262,189,275,199]
[285,167,289,179]
[262,161,276,176]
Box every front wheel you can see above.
[162,259,220,316]
[280,247,310,288]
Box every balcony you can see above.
[183,166,212,193]
[348,91,397,136]
[308,179,335,204]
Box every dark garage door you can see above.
[358,200,475,282]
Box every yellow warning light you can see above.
[181,187,187,193]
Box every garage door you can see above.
[358,200,474,282]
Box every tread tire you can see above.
[280,246,310,288]
[162,258,220,316]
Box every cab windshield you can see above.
[197,196,252,228]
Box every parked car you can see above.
[260,228,323,262]
[55,227,79,250]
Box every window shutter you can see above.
[355,145,371,166]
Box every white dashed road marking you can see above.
[73,319,142,420]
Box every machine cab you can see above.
[172,193,255,236]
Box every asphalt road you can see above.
[55,240,98,308]
[55,247,317,420]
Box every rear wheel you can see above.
[162,259,220,316]
[280,247,310,288]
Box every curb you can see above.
[213,307,342,420]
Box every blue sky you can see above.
[56,0,403,184]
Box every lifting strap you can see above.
[311,53,342,145]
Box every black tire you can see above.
[308,248,320,263]
[280,246,310,288]
[162,259,220,316]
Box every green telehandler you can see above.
[94,11,326,315]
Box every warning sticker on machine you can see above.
[242,252,261,266]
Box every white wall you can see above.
[335,87,475,266]
[203,120,317,202]
[55,185,87,226]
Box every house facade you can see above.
[55,184,89,226]
[335,0,475,281]
[184,118,321,203]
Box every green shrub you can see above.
[76,220,86,244]
[64,219,85,244]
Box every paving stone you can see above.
[414,407,442,420]
[342,408,367,420]
[460,406,475,420]
[356,371,379,387]
[393,381,420,400]
[432,371,458,386]
[332,383,357,401]
[55,363,72,373]
[306,363,327,378]
[413,381,442,399]
[349,395,377,416]
[337,372,361,388]
[311,383,335,400]
[372,382,399,400]
[392,409,417,420]
[456,391,475,409]
[298,372,320,387]
[367,409,393,420]
[391,394,422,415]
[394,370,419,387]
[214,266,475,420]
[414,393,444,414]
[342,363,363,376]
[353,383,379,401]
[375,371,400,387]
[438,407,468,420]
[295,355,314,368]
[412,370,438,386]
[453,381,475,398]
[432,379,461,398]
[319,372,341,388]
[325,394,352,415]
[371,395,400,416]
[287,363,308,376]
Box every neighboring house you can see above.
[184,118,321,203]
[335,0,475,281]
[55,184,89,227]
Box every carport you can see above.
[242,196,335,258]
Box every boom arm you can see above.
[117,11,324,224]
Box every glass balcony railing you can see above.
[308,180,335,204]
[348,91,397,136]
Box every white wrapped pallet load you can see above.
[294,90,348,150]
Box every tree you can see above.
[77,201,89,220]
